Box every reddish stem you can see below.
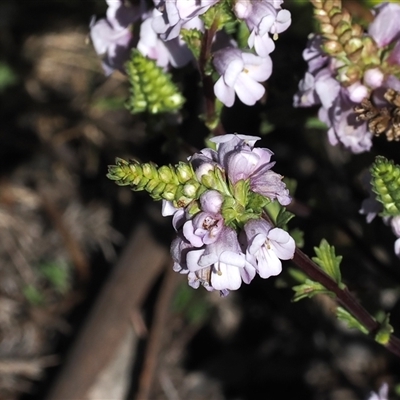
[198,21,225,136]
[293,248,400,358]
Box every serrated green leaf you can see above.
[276,207,295,228]
[336,306,369,335]
[201,0,236,31]
[180,28,203,59]
[312,239,342,284]
[292,279,335,302]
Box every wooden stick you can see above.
[46,222,169,400]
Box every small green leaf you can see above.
[312,239,342,284]
[375,313,393,345]
[292,279,335,302]
[246,192,270,214]
[336,307,369,335]
[180,28,203,59]
[275,207,295,228]
[201,0,235,31]
[232,179,249,208]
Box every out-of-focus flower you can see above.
[391,216,400,257]
[242,219,295,278]
[368,3,400,48]
[137,11,192,68]
[294,35,372,153]
[152,0,218,41]
[90,0,140,75]
[294,2,400,153]
[234,0,291,57]
[366,383,389,400]
[213,47,272,107]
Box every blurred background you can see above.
[1,0,400,399]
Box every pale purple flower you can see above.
[391,215,400,237]
[366,383,389,400]
[213,47,272,107]
[137,11,192,69]
[186,226,256,292]
[369,3,400,47]
[161,200,178,216]
[210,134,291,205]
[183,191,224,247]
[90,0,140,75]
[359,173,382,224]
[234,0,291,57]
[294,2,400,154]
[364,68,384,89]
[90,18,134,76]
[152,0,218,41]
[395,238,400,258]
[171,234,194,272]
[242,219,295,279]
[294,34,373,153]
[324,91,373,153]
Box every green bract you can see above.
[125,50,185,114]
[370,156,400,216]
[107,158,200,207]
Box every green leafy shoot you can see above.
[375,312,394,345]
[180,28,203,59]
[336,306,369,335]
[370,156,400,217]
[312,239,342,284]
[292,279,335,302]
[125,50,185,114]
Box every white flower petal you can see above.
[211,263,242,290]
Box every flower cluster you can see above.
[90,0,291,107]
[164,134,295,295]
[108,134,295,295]
[294,2,400,153]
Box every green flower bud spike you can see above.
[107,158,201,207]
[125,49,185,114]
[370,156,400,216]
[310,0,381,86]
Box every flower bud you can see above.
[183,180,200,198]
[176,162,193,183]
[158,165,177,184]
[363,68,384,89]
[200,190,224,214]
